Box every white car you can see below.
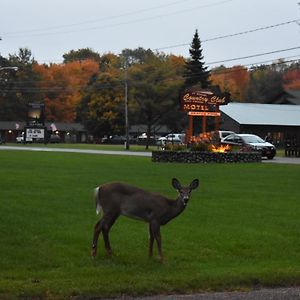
[157,133,185,145]
[16,135,33,143]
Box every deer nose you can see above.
[182,195,189,204]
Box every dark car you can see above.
[221,133,276,159]
[101,135,126,144]
[49,134,61,143]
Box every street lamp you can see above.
[0,67,18,71]
[124,60,130,150]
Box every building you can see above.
[220,103,300,146]
[0,121,87,143]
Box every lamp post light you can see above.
[0,67,18,71]
[124,60,130,150]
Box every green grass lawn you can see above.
[0,150,299,299]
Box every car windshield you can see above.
[242,135,265,143]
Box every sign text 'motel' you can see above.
[181,90,228,112]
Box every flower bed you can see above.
[152,150,261,163]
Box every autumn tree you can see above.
[210,65,249,101]
[34,59,99,122]
[183,29,210,90]
[283,62,300,89]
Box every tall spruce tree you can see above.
[184,29,210,90]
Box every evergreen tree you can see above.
[183,29,210,90]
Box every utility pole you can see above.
[124,59,130,150]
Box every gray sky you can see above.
[1,0,299,68]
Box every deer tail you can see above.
[94,186,102,215]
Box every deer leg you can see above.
[102,213,118,257]
[148,223,154,258]
[91,218,104,257]
[150,221,163,262]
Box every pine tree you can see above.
[183,29,210,90]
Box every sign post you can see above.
[180,90,229,143]
[24,103,47,143]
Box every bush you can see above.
[164,143,187,151]
[190,141,210,152]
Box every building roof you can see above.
[220,103,300,126]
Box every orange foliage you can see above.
[210,65,249,101]
[283,69,300,90]
[33,60,99,122]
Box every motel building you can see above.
[220,103,300,147]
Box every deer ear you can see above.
[190,179,199,190]
[172,178,181,190]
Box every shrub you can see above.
[164,143,187,151]
[190,142,210,152]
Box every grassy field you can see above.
[0,149,299,299]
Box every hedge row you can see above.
[152,151,262,163]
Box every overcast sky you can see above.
[1,0,299,68]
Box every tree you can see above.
[0,48,42,121]
[245,65,284,103]
[283,62,300,89]
[76,70,124,138]
[63,48,100,63]
[129,54,184,148]
[210,65,249,101]
[34,59,99,122]
[183,30,210,90]
[121,47,155,65]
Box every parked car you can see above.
[210,130,235,144]
[157,133,185,145]
[49,134,61,143]
[16,134,33,143]
[101,135,126,144]
[221,133,276,159]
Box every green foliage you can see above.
[184,29,210,89]
[77,72,124,137]
[129,54,184,148]
[0,48,41,121]
[245,65,284,103]
[0,151,300,298]
[62,48,101,63]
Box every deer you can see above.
[91,178,199,262]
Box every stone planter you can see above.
[152,151,261,163]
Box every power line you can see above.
[3,0,235,38]
[155,19,300,51]
[206,46,300,65]
[2,0,195,36]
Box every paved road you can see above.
[0,145,151,157]
[99,287,300,300]
[262,156,300,164]
[1,146,300,164]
